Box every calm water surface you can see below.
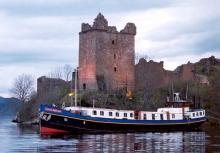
[1,116,220,153]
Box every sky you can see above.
[0,0,220,97]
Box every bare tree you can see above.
[10,74,35,102]
[48,66,63,79]
[63,64,73,81]
[47,65,73,81]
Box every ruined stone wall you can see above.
[135,58,166,91]
[174,62,195,82]
[78,13,136,91]
[135,59,197,91]
[37,76,68,101]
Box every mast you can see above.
[74,68,78,106]
[185,84,188,100]
[172,84,174,101]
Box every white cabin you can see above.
[64,106,205,121]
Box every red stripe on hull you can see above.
[40,126,69,135]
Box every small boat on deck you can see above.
[39,93,206,135]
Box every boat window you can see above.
[196,112,199,116]
[143,114,147,120]
[109,112,113,116]
[193,113,195,117]
[100,111,104,116]
[200,112,202,116]
[152,114,155,120]
[116,112,119,117]
[124,113,127,117]
[130,113,133,118]
[172,114,175,119]
[167,112,170,120]
[93,110,97,115]
[160,114,163,120]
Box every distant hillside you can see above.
[0,97,22,115]
[194,56,220,76]
[191,56,220,115]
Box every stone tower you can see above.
[78,13,136,91]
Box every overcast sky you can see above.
[0,0,220,97]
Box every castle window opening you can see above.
[114,54,116,59]
[83,83,86,90]
[114,67,117,72]
[112,40,115,44]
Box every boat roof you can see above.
[65,106,135,112]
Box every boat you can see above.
[39,92,206,135]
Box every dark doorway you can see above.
[96,75,106,92]
[83,83,86,90]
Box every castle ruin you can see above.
[36,13,210,99]
[78,13,136,92]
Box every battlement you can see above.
[81,13,136,35]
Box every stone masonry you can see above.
[78,13,136,91]
[37,76,69,101]
[134,58,207,91]
[135,58,166,91]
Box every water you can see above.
[1,116,220,153]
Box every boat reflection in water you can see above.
[40,132,206,152]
